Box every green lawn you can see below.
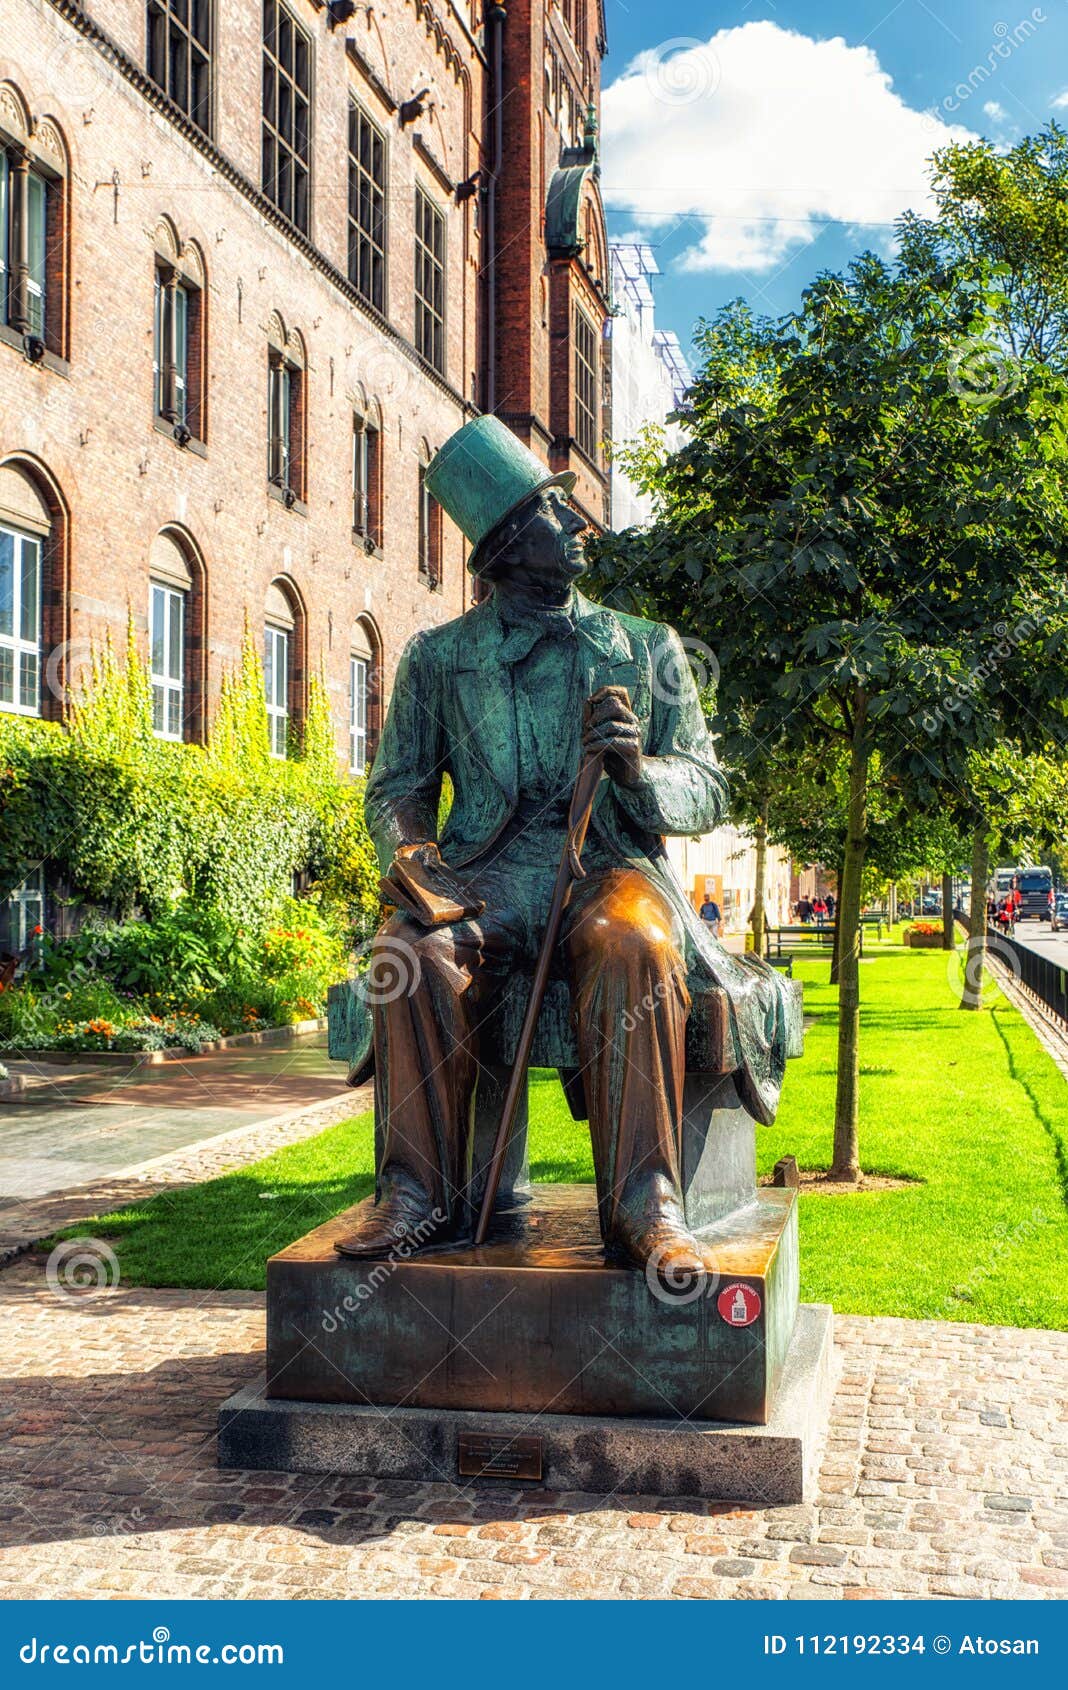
[54,935,1068,1326]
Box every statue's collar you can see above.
[456,590,631,669]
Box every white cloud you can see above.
[600,23,975,274]
[983,100,1007,121]
[1052,89,1068,108]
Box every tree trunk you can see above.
[961,825,989,1011]
[941,871,955,950]
[888,881,897,927]
[830,703,869,1182]
[751,817,768,955]
[829,858,845,985]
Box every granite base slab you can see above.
[219,1302,833,1504]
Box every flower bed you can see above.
[904,921,944,949]
[0,897,348,1055]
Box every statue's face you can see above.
[488,488,589,594]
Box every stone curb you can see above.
[0,1018,327,1092]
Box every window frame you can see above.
[417,462,443,591]
[146,0,213,136]
[149,579,186,742]
[352,412,381,545]
[1,867,44,960]
[414,186,446,375]
[347,101,387,312]
[574,305,598,461]
[0,149,52,347]
[0,519,42,719]
[267,346,304,504]
[261,0,313,235]
[349,653,368,775]
[153,264,194,432]
[264,621,290,759]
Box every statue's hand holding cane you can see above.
[581,686,643,789]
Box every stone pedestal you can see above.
[218,1304,833,1504]
[259,1183,798,1425]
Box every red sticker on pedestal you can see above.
[717,1282,761,1326]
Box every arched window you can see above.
[148,527,206,742]
[0,461,52,717]
[267,317,307,506]
[417,441,443,592]
[264,576,305,758]
[0,86,70,364]
[352,397,383,549]
[152,222,207,447]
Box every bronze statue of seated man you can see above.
[335,416,790,1275]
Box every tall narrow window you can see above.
[264,623,289,758]
[0,522,41,717]
[153,267,191,428]
[267,344,305,503]
[574,306,598,460]
[418,463,443,590]
[147,1,213,134]
[1,151,50,342]
[268,355,292,491]
[150,581,185,740]
[350,655,368,775]
[414,187,445,373]
[352,414,381,543]
[348,103,386,310]
[262,0,312,234]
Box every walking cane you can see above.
[473,745,606,1246]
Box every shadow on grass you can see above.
[990,1008,1068,1214]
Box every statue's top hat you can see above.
[425,415,576,573]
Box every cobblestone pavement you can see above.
[0,1085,372,1267]
[0,1260,1064,1600]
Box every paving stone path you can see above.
[0,1086,371,1266]
[0,1263,1064,1601]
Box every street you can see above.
[1001,919,1068,969]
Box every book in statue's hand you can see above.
[380,845,485,928]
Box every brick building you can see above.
[489,0,611,529]
[0,0,610,877]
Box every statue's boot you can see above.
[605,1179,718,1279]
[333,1177,446,1259]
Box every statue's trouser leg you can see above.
[373,906,522,1230]
[563,868,691,1246]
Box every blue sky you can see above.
[599,0,1068,364]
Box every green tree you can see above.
[591,256,1067,1180]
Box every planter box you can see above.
[904,931,943,949]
